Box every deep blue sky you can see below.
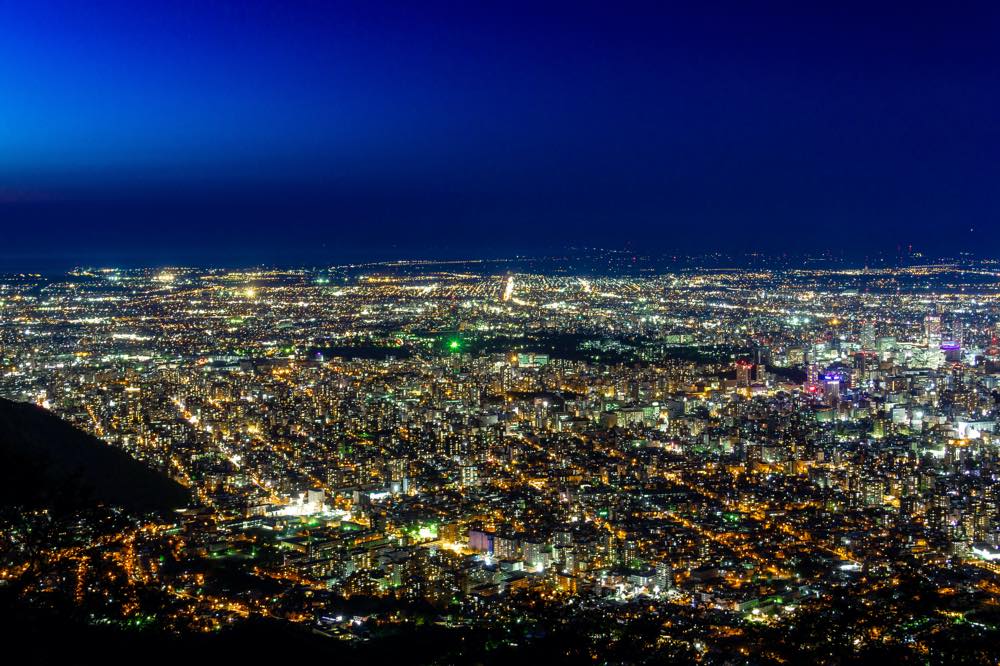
[1,1,998,269]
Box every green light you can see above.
[449,340,460,350]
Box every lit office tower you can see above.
[736,361,752,387]
[861,322,876,350]
[924,313,942,348]
[805,348,820,386]
[823,373,841,404]
[951,319,964,347]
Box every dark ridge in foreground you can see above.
[0,593,463,666]
[0,397,189,513]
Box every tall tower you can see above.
[951,319,964,348]
[736,361,752,388]
[861,321,876,351]
[924,313,942,349]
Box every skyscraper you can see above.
[736,361,752,388]
[861,322,876,351]
[951,319,964,348]
[924,314,942,348]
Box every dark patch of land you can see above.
[309,345,412,361]
[0,397,189,513]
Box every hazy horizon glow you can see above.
[2,1,998,267]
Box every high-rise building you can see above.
[736,361,752,387]
[861,322,876,350]
[951,319,964,348]
[925,313,942,348]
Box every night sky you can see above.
[2,1,998,269]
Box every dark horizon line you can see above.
[0,247,987,277]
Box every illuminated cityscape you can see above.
[5,1,1000,663]
[3,255,1000,661]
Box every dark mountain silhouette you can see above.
[0,397,189,513]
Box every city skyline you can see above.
[6,259,1000,663]
[6,3,1000,663]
